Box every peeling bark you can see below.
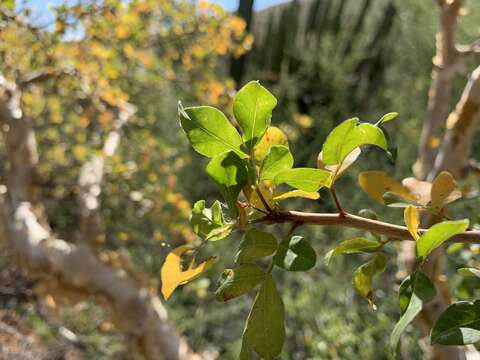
[0,74,199,360]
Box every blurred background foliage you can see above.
[1,0,480,359]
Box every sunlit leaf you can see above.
[353,253,387,306]
[359,171,416,204]
[260,145,294,181]
[179,104,247,158]
[254,126,289,161]
[317,147,361,187]
[235,229,278,263]
[377,112,398,125]
[206,151,248,217]
[391,271,436,349]
[242,275,285,359]
[416,220,469,261]
[431,300,480,345]
[191,200,231,241]
[234,81,277,148]
[431,171,462,211]
[274,168,330,192]
[404,206,420,241]
[325,237,382,265]
[274,236,316,272]
[273,190,320,201]
[215,264,265,302]
[322,118,388,166]
[161,245,216,300]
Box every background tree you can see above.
[0,1,249,358]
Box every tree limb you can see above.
[414,0,463,179]
[0,74,199,360]
[77,102,135,245]
[256,210,480,244]
[431,65,480,178]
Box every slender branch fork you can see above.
[256,210,480,244]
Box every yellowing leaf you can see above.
[404,206,420,241]
[318,147,361,186]
[244,182,276,212]
[402,177,432,206]
[359,171,416,204]
[254,127,289,162]
[273,190,320,201]
[161,245,215,300]
[431,171,462,211]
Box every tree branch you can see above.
[77,102,135,245]
[0,72,199,360]
[431,65,480,178]
[257,210,480,244]
[414,0,463,179]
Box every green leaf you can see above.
[179,103,247,158]
[383,192,419,208]
[274,236,316,271]
[416,219,469,262]
[190,200,231,241]
[390,271,436,350]
[260,145,294,181]
[353,253,387,305]
[447,243,464,254]
[358,209,378,220]
[377,112,399,125]
[206,151,248,218]
[242,275,285,359]
[274,168,330,192]
[235,229,278,264]
[215,264,265,302]
[431,300,480,345]
[233,81,277,148]
[325,237,382,265]
[458,267,480,278]
[322,118,389,166]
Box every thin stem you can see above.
[255,210,480,244]
[330,187,346,217]
[288,221,302,237]
[255,185,273,213]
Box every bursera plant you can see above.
[161,81,480,358]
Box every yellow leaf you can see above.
[254,127,289,162]
[273,190,320,201]
[358,171,416,204]
[244,182,275,212]
[318,148,361,187]
[404,206,420,241]
[161,245,215,300]
[401,177,432,206]
[431,171,462,210]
